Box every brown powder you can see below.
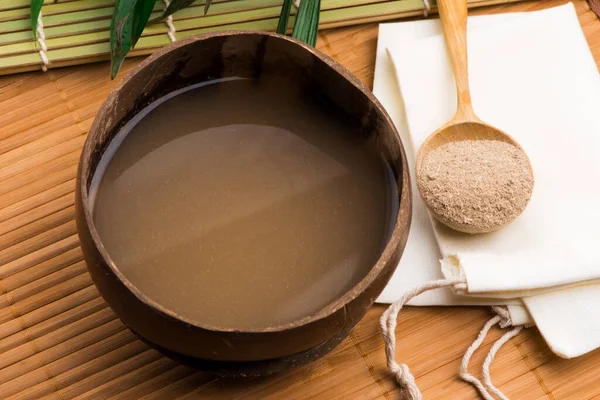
[417,140,534,234]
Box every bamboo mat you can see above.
[0,0,525,76]
[1,0,599,399]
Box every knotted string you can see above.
[422,0,431,17]
[163,0,177,42]
[381,280,524,399]
[36,12,49,72]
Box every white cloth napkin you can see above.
[375,3,600,358]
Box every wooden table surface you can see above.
[1,0,599,399]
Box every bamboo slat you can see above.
[0,1,599,399]
[15,340,149,400]
[0,206,76,252]
[0,297,106,354]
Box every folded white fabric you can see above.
[375,3,600,358]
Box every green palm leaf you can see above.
[276,0,294,35]
[110,0,138,79]
[161,0,196,19]
[204,0,213,16]
[292,0,320,46]
[133,0,157,47]
[110,0,157,79]
[30,0,43,36]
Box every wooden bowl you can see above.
[76,31,412,377]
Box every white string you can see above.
[163,0,177,42]
[460,306,524,400]
[482,325,524,400]
[36,11,48,72]
[422,0,431,17]
[459,315,502,400]
[382,282,525,400]
[492,305,513,328]
[380,277,467,400]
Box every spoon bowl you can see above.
[415,0,534,234]
[416,122,532,234]
[416,120,523,165]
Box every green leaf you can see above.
[132,0,157,47]
[110,0,138,79]
[30,0,44,37]
[276,0,294,35]
[204,0,213,16]
[291,0,320,47]
[161,0,196,19]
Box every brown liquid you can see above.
[92,76,397,330]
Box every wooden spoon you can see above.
[415,0,534,234]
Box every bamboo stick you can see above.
[0,272,92,324]
[0,1,84,13]
[0,221,77,266]
[0,318,125,386]
[0,112,87,153]
[138,371,217,400]
[0,150,80,198]
[2,244,83,292]
[0,82,66,138]
[0,166,76,212]
[0,0,115,22]
[0,20,111,45]
[0,328,135,398]
[2,231,80,281]
[175,16,285,37]
[0,305,115,371]
[1,261,87,308]
[0,296,106,354]
[0,285,99,341]
[11,340,149,400]
[0,224,79,278]
[0,8,115,34]
[0,123,86,170]
[0,179,75,224]
[70,354,175,399]
[0,135,85,183]
[109,365,196,400]
[0,233,79,279]
[0,249,83,299]
[0,206,75,252]
[0,193,75,238]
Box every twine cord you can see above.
[380,277,467,400]
[163,0,177,42]
[36,12,49,72]
[460,315,503,400]
[482,324,524,400]
[381,280,524,400]
[423,0,431,17]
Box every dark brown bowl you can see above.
[76,31,412,377]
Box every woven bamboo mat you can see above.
[0,0,525,76]
[1,0,599,398]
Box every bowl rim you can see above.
[79,30,412,334]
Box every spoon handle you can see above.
[437,0,478,122]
